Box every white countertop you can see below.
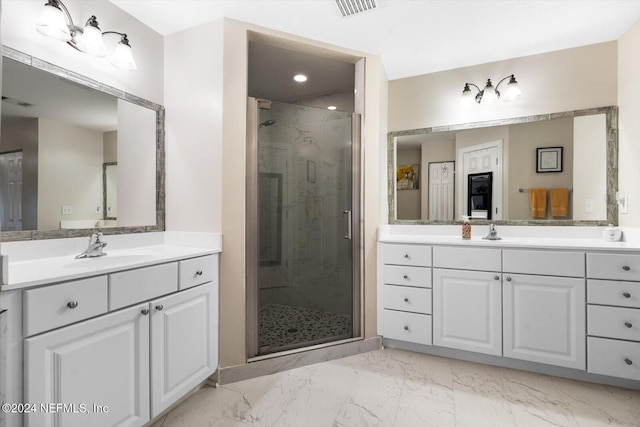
[2,245,219,291]
[378,225,640,252]
[0,231,222,291]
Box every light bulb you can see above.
[460,84,474,107]
[481,79,498,104]
[76,16,106,57]
[111,36,137,70]
[502,76,522,101]
[36,1,71,41]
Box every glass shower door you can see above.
[247,99,360,357]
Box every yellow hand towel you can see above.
[550,188,569,217]
[530,188,547,218]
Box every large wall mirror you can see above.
[388,106,617,226]
[0,47,164,241]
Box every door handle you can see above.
[343,210,352,240]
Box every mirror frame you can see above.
[388,106,618,226]
[1,46,165,241]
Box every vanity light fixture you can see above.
[460,74,521,106]
[293,74,308,83]
[36,0,137,70]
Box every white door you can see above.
[428,161,455,220]
[150,283,217,417]
[433,268,502,355]
[503,274,586,369]
[458,141,502,220]
[0,151,23,231]
[24,304,150,427]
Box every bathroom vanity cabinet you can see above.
[378,238,640,390]
[5,252,218,427]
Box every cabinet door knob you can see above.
[141,309,150,315]
[623,265,631,271]
[506,277,512,282]
[404,254,410,259]
[404,298,409,303]
[67,301,79,309]
[404,325,409,331]
[403,275,409,280]
[156,304,164,311]
[494,275,500,281]
[196,270,203,276]
[623,292,632,298]
[625,322,633,328]
[625,358,633,366]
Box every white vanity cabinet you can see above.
[22,254,219,427]
[25,303,151,427]
[502,250,586,370]
[586,253,640,381]
[150,282,217,417]
[379,244,433,345]
[432,247,502,356]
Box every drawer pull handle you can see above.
[625,358,633,366]
[196,270,203,276]
[506,277,512,282]
[404,254,409,259]
[404,298,409,303]
[625,322,633,328]
[156,304,164,311]
[404,325,409,331]
[141,309,150,316]
[494,276,500,281]
[623,265,631,271]
[67,301,79,309]
[403,275,409,280]
[623,292,632,298]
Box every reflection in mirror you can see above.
[0,47,164,240]
[103,162,117,220]
[389,106,617,225]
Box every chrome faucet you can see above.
[482,223,502,241]
[75,232,108,259]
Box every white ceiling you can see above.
[110,0,640,80]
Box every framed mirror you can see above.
[388,106,617,226]
[0,47,165,241]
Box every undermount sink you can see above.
[62,253,155,269]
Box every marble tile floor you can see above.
[151,348,640,427]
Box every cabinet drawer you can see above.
[588,305,640,342]
[179,255,218,290]
[23,276,108,337]
[587,279,640,308]
[433,246,501,271]
[110,263,178,310]
[587,337,640,381]
[382,244,431,267]
[382,285,432,314]
[382,265,431,288]
[503,250,584,277]
[382,309,432,345]
[587,253,640,281]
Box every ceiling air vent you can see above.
[1,96,34,108]
[335,0,377,17]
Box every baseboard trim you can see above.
[215,336,382,385]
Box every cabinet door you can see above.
[150,282,218,417]
[433,269,502,355]
[25,303,150,427]
[503,274,585,369]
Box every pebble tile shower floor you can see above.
[258,304,352,352]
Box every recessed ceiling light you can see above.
[327,106,337,110]
[293,74,308,83]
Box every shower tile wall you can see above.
[258,102,352,316]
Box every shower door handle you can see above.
[344,210,352,240]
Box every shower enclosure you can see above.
[247,98,361,358]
